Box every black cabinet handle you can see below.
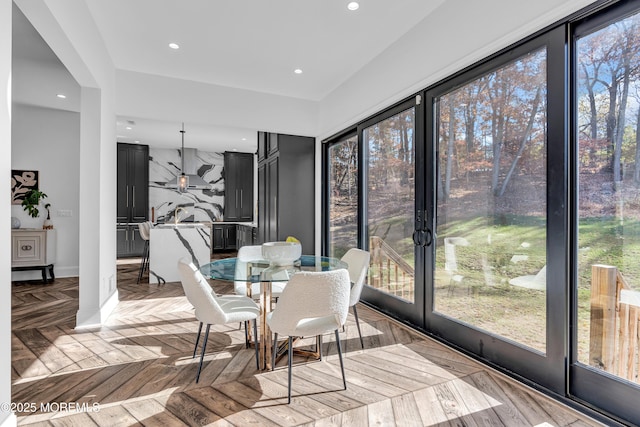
[21,245,32,251]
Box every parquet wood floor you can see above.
[11,258,603,426]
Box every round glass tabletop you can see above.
[200,255,347,282]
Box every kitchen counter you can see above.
[158,221,256,227]
[149,223,211,284]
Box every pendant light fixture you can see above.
[178,122,189,193]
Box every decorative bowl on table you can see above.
[262,241,302,266]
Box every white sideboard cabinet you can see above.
[11,229,56,283]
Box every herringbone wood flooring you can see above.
[11,258,603,426]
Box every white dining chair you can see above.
[267,269,351,403]
[177,258,261,383]
[340,248,371,348]
[234,245,287,301]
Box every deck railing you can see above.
[368,236,415,302]
[590,264,640,383]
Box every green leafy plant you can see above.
[21,189,48,218]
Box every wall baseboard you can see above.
[75,290,119,329]
[0,413,16,427]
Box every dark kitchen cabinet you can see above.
[256,132,314,254]
[257,131,267,163]
[117,224,146,257]
[267,132,278,156]
[224,152,254,222]
[117,143,148,223]
[117,143,149,257]
[212,224,237,251]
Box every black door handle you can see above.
[422,229,433,247]
[413,229,433,247]
[412,230,421,246]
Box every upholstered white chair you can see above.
[340,248,371,349]
[234,245,287,301]
[177,258,260,383]
[267,269,351,403]
[136,221,153,283]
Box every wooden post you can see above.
[619,289,640,383]
[618,303,630,379]
[589,265,618,372]
[634,306,640,383]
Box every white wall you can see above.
[116,70,319,137]
[15,0,118,327]
[1,0,15,424]
[11,104,80,280]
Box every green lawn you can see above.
[365,214,640,355]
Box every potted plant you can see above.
[21,189,47,218]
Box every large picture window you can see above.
[576,5,640,386]
[434,48,548,352]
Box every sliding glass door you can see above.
[325,99,425,325]
[326,133,358,259]
[360,101,423,324]
[571,3,640,423]
[433,47,548,351]
[424,27,567,392]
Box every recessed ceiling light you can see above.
[232,148,238,151]
[125,126,132,130]
[294,68,303,74]
[347,2,359,11]
[242,138,247,141]
[134,140,140,143]
[56,94,66,99]
[169,42,180,50]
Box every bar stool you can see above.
[137,221,152,283]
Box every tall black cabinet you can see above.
[117,143,149,257]
[257,132,315,254]
[224,152,254,221]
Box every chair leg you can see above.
[244,321,250,348]
[352,305,364,349]
[253,319,259,370]
[193,322,203,358]
[335,329,347,390]
[196,324,211,383]
[144,244,150,272]
[272,333,278,371]
[137,241,148,284]
[317,335,323,361]
[287,336,293,404]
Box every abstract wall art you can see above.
[11,170,39,205]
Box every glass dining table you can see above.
[200,255,348,370]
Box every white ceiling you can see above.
[13,0,444,151]
[85,0,441,101]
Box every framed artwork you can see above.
[11,170,39,205]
